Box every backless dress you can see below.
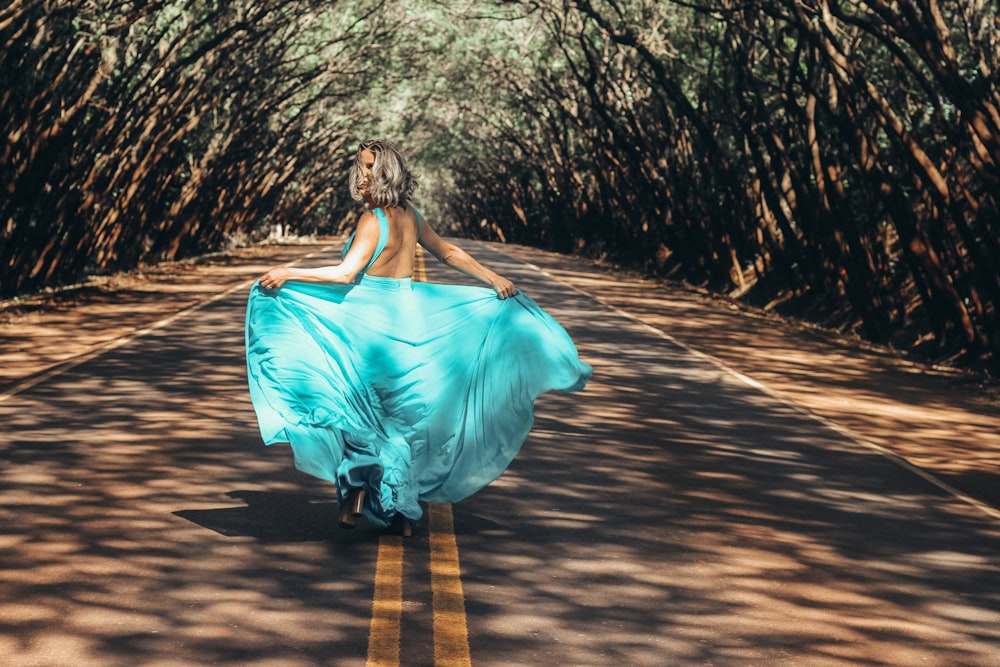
[245,208,592,526]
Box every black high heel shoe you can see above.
[338,488,366,529]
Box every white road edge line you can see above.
[512,254,1000,523]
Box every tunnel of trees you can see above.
[3,0,998,374]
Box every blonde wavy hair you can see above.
[349,139,418,208]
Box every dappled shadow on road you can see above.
[452,245,1000,666]
[3,241,1000,666]
[0,289,377,666]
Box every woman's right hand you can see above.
[259,267,293,290]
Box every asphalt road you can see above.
[2,240,999,666]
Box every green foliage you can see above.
[3,0,999,370]
[1,0,393,296]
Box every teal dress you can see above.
[245,208,592,527]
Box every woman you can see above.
[246,139,592,536]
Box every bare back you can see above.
[364,206,421,279]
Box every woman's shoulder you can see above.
[352,210,382,239]
[358,209,381,226]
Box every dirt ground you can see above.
[3,237,999,518]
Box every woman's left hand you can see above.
[491,274,517,299]
[259,267,293,290]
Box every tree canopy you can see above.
[3,0,998,373]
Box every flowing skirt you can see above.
[245,275,592,526]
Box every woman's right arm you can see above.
[259,212,380,290]
[418,220,517,299]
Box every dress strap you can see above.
[368,208,390,272]
[413,207,423,239]
[341,208,391,276]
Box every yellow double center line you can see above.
[366,248,472,667]
[366,504,471,667]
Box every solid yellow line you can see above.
[429,503,472,667]
[366,536,404,667]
